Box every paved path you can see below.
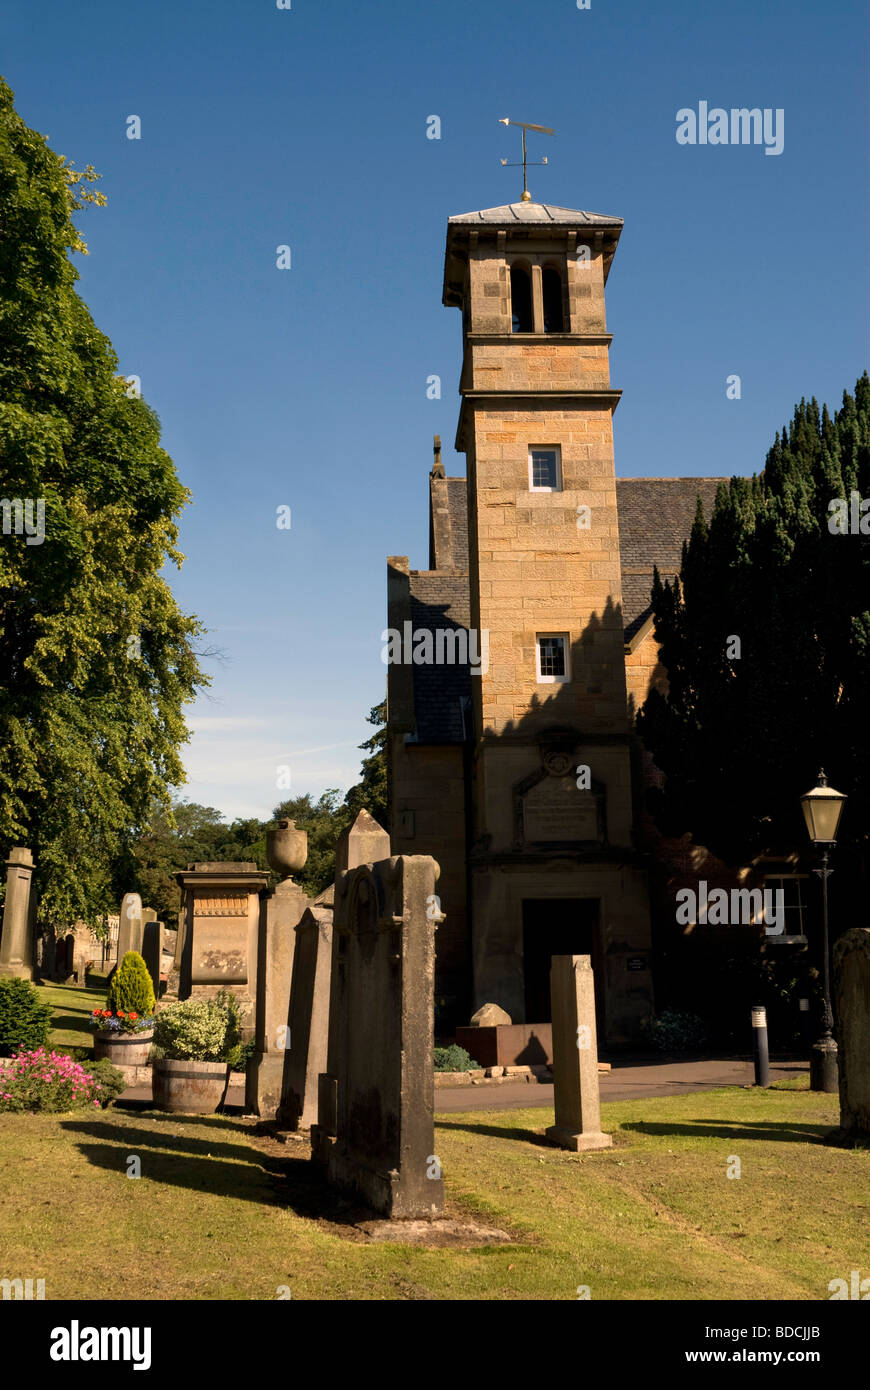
[118,1057,808,1113]
[434,1057,808,1112]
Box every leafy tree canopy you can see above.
[0,78,207,924]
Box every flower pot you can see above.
[266,819,308,878]
[93,1029,154,1068]
[152,1058,231,1114]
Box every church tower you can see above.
[441,200,653,1040]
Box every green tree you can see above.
[107,950,155,1015]
[637,376,870,874]
[0,79,207,924]
[344,699,388,827]
[0,976,52,1055]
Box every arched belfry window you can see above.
[510,266,533,333]
[542,268,564,333]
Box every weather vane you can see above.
[499,117,555,202]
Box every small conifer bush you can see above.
[107,951,155,1016]
[0,977,52,1057]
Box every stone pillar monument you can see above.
[0,848,36,980]
[277,810,390,1132]
[245,821,311,1118]
[834,927,870,1140]
[545,955,612,1152]
[176,861,269,1039]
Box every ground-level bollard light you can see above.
[752,1005,770,1087]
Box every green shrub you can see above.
[233,1038,256,1074]
[649,1009,708,1053]
[85,1058,127,1107]
[107,951,155,1016]
[433,1044,478,1073]
[0,978,52,1057]
[152,990,242,1063]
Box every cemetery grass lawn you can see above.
[37,980,108,1052]
[1,1086,867,1300]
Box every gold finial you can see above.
[499,117,555,203]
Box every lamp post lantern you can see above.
[800,769,846,1093]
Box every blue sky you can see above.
[3,0,867,819]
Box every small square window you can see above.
[536,633,570,684]
[529,447,562,492]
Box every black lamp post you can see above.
[799,769,847,1093]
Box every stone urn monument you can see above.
[266,819,307,880]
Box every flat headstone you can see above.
[117,893,144,962]
[313,851,444,1219]
[142,920,164,1004]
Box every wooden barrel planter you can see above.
[152,1059,231,1114]
[94,1030,154,1068]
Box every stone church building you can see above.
[386,199,725,1044]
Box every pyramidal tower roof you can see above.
[447,201,622,227]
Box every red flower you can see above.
[129,1013,138,1021]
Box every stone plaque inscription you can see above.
[523,777,599,844]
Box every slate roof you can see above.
[448,202,623,227]
[616,478,725,640]
[407,571,472,743]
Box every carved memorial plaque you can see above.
[523,775,599,844]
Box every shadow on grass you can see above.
[59,1115,373,1226]
[622,1118,831,1144]
[50,1014,96,1038]
[435,1118,552,1147]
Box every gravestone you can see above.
[246,821,311,1118]
[176,862,269,1038]
[312,844,444,1219]
[834,928,870,1139]
[276,894,333,1130]
[117,893,144,963]
[142,920,164,1005]
[545,955,612,1152]
[163,905,186,1000]
[278,811,390,1132]
[0,848,36,980]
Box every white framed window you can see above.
[529,446,562,492]
[763,875,810,941]
[536,633,570,684]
